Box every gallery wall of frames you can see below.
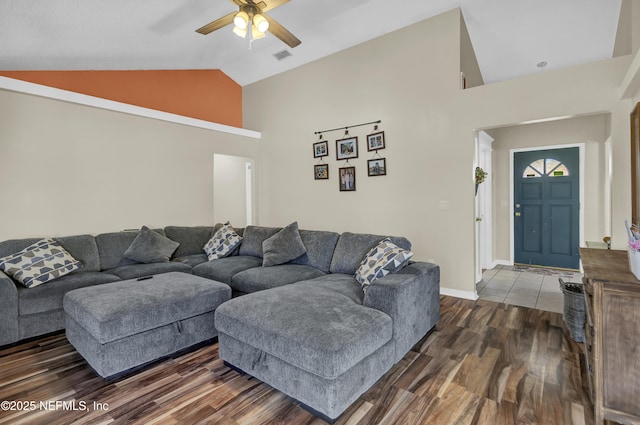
[313,121,386,192]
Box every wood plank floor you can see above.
[0,296,594,425]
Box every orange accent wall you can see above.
[0,70,242,128]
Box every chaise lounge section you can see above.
[215,231,440,421]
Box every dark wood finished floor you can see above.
[0,296,593,425]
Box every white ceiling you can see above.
[0,0,622,86]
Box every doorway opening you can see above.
[475,113,611,310]
[213,154,255,227]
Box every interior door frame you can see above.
[475,131,494,284]
[509,143,585,267]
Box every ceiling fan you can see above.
[196,0,301,48]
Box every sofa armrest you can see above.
[363,262,440,362]
[0,270,19,346]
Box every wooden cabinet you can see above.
[580,248,640,425]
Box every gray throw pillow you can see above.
[262,222,307,267]
[123,226,180,264]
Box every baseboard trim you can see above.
[440,287,478,301]
[490,259,513,269]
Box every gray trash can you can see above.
[559,278,585,343]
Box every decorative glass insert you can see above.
[522,157,570,178]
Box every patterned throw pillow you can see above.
[0,238,82,288]
[354,238,414,290]
[204,222,243,260]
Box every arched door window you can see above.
[522,158,570,179]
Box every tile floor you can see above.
[476,264,583,313]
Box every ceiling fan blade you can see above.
[196,12,236,35]
[259,0,290,13]
[264,14,301,48]
[230,0,246,6]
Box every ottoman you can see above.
[64,272,231,378]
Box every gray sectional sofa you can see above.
[0,223,440,422]
[0,227,201,346]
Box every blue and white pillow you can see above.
[0,238,82,288]
[204,222,243,260]
[355,238,413,290]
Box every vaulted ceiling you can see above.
[0,0,623,86]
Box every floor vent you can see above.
[273,50,292,61]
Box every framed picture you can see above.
[368,158,386,176]
[366,131,385,151]
[314,164,329,180]
[313,140,328,158]
[336,137,358,160]
[339,166,356,191]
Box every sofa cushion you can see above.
[231,264,325,293]
[18,271,121,315]
[300,274,365,305]
[104,261,192,280]
[0,238,40,259]
[238,226,281,258]
[329,232,411,275]
[290,230,340,273]
[0,239,82,288]
[55,235,101,272]
[164,226,214,258]
[215,283,393,379]
[204,222,243,260]
[193,256,262,284]
[355,238,414,289]
[0,235,100,273]
[124,226,180,264]
[172,254,209,268]
[96,231,138,270]
[262,222,307,267]
[96,228,168,270]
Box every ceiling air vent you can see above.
[273,50,292,61]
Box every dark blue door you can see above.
[514,147,580,269]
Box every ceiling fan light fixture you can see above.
[253,14,269,33]
[233,24,247,38]
[251,25,266,40]
[233,11,249,30]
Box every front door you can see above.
[514,147,580,269]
